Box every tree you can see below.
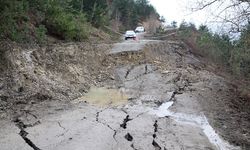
[171,21,177,28]
[191,0,250,32]
[191,0,250,77]
[198,24,209,33]
[69,0,109,27]
[110,0,158,30]
[159,16,166,23]
[0,0,160,42]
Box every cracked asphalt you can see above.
[0,35,242,150]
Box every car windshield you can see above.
[126,31,135,34]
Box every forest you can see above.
[0,0,249,78]
[0,0,158,42]
[173,0,250,79]
[177,21,250,78]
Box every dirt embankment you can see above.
[0,41,115,118]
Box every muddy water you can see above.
[79,87,128,107]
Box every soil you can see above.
[0,33,249,150]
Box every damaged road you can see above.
[0,36,248,150]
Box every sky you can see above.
[148,0,230,32]
[149,0,210,26]
[148,0,246,38]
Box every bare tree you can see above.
[191,0,250,32]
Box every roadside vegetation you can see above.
[0,0,158,43]
[177,21,250,79]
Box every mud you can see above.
[77,87,128,107]
[0,34,249,149]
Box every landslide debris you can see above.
[0,41,114,118]
[0,36,249,149]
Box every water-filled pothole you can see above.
[79,87,128,107]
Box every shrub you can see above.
[179,23,250,79]
[197,33,232,64]
[45,2,89,41]
[0,1,30,42]
[178,21,197,39]
[230,47,250,77]
[35,25,47,44]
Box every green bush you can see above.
[0,1,30,42]
[197,33,232,64]
[179,23,250,78]
[0,0,90,42]
[45,2,89,41]
[35,25,47,43]
[178,21,196,39]
[230,47,250,77]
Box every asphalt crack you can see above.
[99,120,117,140]
[131,144,138,150]
[152,120,161,150]
[13,117,41,129]
[153,120,158,138]
[125,66,135,79]
[57,122,66,130]
[14,118,41,150]
[113,130,117,141]
[170,91,178,101]
[94,108,118,141]
[96,107,109,122]
[125,67,158,82]
[57,122,69,137]
[121,108,128,114]
[96,111,100,122]
[152,140,161,150]
[120,115,132,129]
[171,72,192,99]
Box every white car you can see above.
[124,30,136,40]
[135,26,145,33]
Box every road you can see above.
[0,34,241,150]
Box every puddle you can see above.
[152,101,240,150]
[79,87,128,107]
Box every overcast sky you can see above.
[149,0,210,26]
[148,0,227,31]
[148,0,245,38]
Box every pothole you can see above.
[125,133,133,141]
[78,87,128,107]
